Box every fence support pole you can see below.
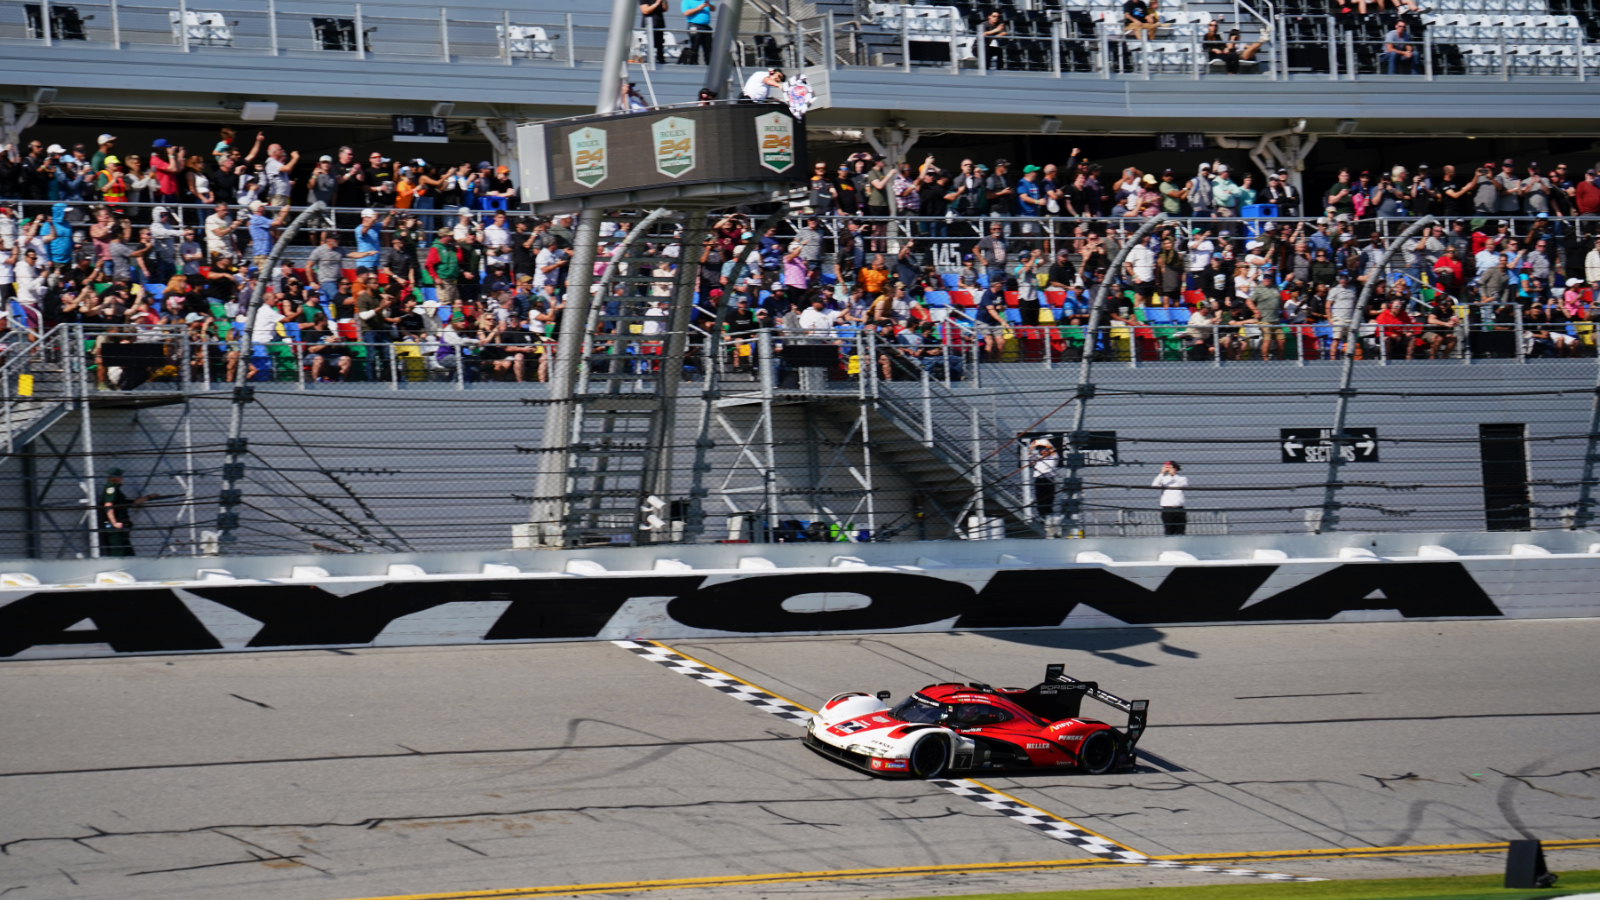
[1424,28,1433,79]
[1051,21,1061,77]
[41,0,52,45]
[1328,17,1337,80]
[217,201,327,549]
[1318,214,1436,534]
[439,7,449,61]
[1571,354,1600,530]
[824,12,835,69]
[757,327,779,544]
[503,9,513,64]
[566,13,575,66]
[353,3,364,59]
[267,0,277,54]
[902,16,911,73]
[1061,212,1167,540]
[920,364,934,444]
[1345,29,1355,80]
[178,0,189,51]
[109,0,119,48]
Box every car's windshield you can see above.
[888,695,945,724]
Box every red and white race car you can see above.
[803,664,1148,778]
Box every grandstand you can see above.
[4,0,1600,559]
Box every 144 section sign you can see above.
[1281,428,1378,463]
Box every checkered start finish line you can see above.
[612,640,1323,883]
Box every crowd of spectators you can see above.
[6,133,1600,390]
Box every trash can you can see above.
[1242,203,1279,235]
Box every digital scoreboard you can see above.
[517,104,807,205]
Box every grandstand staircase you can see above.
[713,371,1042,539]
[1,328,76,467]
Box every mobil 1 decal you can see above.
[755,111,795,173]
[568,126,608,188]
[0,562,1505,658]
[653,116,696,179]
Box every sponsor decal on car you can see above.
[869,758,909,771]
[1026,743,1051,750]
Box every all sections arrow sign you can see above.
[1280,427,1379,463]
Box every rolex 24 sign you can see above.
[568,126,607,188]
[755,111,795,174]
[653,116,696,179]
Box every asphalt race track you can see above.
[3,619,1599,900]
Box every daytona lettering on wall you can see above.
[652,116,696,179]
[0,562,1530,659]
[568,127,608,188]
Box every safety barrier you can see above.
[3,533,1599,659]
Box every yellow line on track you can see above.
[329,857,1127,900]
[333,838,1600,900]
[643,639,1142,854]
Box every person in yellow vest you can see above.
[96,156,129,214]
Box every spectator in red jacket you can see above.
[1575,168,1600,217]
[1431,244,1464,293]
[1374,296,1421,360]
[149,138,182,206]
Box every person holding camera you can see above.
[1152,461,1188,536]
[1029,438,1060,530]
[679,0,713,65]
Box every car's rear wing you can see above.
[1016,663,1148,747]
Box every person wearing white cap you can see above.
[90,134,117,175]
[452,206,480,242]
[353,207,393,275]
[1186,163,1214,218]
[1211,163,1241,216]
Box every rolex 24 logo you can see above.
[568,127,607,188]
[755,111,794,174]
[653,116,696,179]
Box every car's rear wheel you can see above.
[1078,730,1116,774]
[908,734,949,779]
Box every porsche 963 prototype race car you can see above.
[803,664,1148,778]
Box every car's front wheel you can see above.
[908,734,949,779]
[1078,730,1116,774]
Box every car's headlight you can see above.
[847,744,875,756]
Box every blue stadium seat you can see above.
[941,273,960,289]
[924,290,950,308]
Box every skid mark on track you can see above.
[614,639,1324,883]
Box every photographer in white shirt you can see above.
[1152,460,1189,535]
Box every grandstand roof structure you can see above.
[3,0,1600,136]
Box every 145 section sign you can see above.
[1281,428,1378,463]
